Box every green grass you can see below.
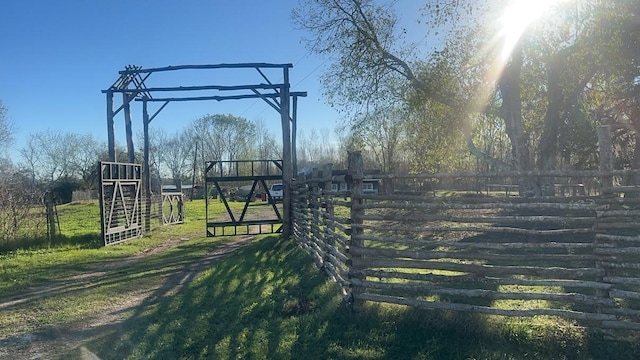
[56,200,103,236]
[0,199,209,297]
[78,235,638,360]
[0,198,281,297]
[1,199,640,359]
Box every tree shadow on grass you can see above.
[76,235,640,360]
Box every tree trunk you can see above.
[497,44,535,195]
[174,175,182,193]
[499,44,529,170]
[464,129,512,171]
[536,49,565,195]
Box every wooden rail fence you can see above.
[292,152,640,335]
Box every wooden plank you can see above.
[325,228,348,248]
[596,233,640,242]
[143,100,151,233]
[358,293,616,321]
[597,210,640,217]
[595,222,640,230]
[368,169,637,179]
[600,321,640,331]
[603,276,640,286]
[326,242,349,263]
[349,246,597,262]
[602,186,640,194]
[360,224,594,236]
[598,262,640,270]
[600,306,640,317]
[109,84,284,93]
[106,91,116,161]
[118,63,294,74]
[359,213,595,224]
[123,93,135,163]
[137,92,306,103]
[610,289,640,301]
[355,201,601,211]
[280,68,292,239]
[360,269,612,290]
[348,151,365,307]
[596,247,640,255]
[292,95,298,176]
[324,262,350,287]
[355,234,595,250]
[299,241,323,267]
[351,279,616,306]
[597,125,613,190]
[358,193,603,203]
[358,258,603,279]
[325,251,350,274]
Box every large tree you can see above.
[20,130,82,183]
[295,0,639,192]
[252,119,279,161]
[160,130,195,188]
[349,105,407,173]
[69,133,103,189]
[297,127,337,168]
[190,114,255,160]
[188,113,259,176]
[587,3,640,178]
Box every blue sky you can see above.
[0,0,338,157]
[0,0,427,160]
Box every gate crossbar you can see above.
[205,160,283,237]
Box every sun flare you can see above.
[498,0,559,59]
[473,0,565,113]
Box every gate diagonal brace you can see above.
[205,160,284,237]
[99,161,143,246]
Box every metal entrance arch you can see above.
[205,159,284,236]
[103,63,306,238]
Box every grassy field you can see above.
[0,200,639,359]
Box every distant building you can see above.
[330,177,379,194]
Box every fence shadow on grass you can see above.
[73,235,640,360]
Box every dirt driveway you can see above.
[0,235,255,360]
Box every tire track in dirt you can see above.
[0,236,189,311]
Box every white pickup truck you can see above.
[268,183,283,202]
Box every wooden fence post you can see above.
[302,172,313,245]
[596,125,613,301]
[45,190,56,242]
[143,100,151,233]
[322,163,334,248]
[347,151,364,308]
[597,125,613,190]
[291,177,298,238]
[311,168,321,252]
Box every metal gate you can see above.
[205,160,283,236]
[161,192,184,224]
[99,161,143,245]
